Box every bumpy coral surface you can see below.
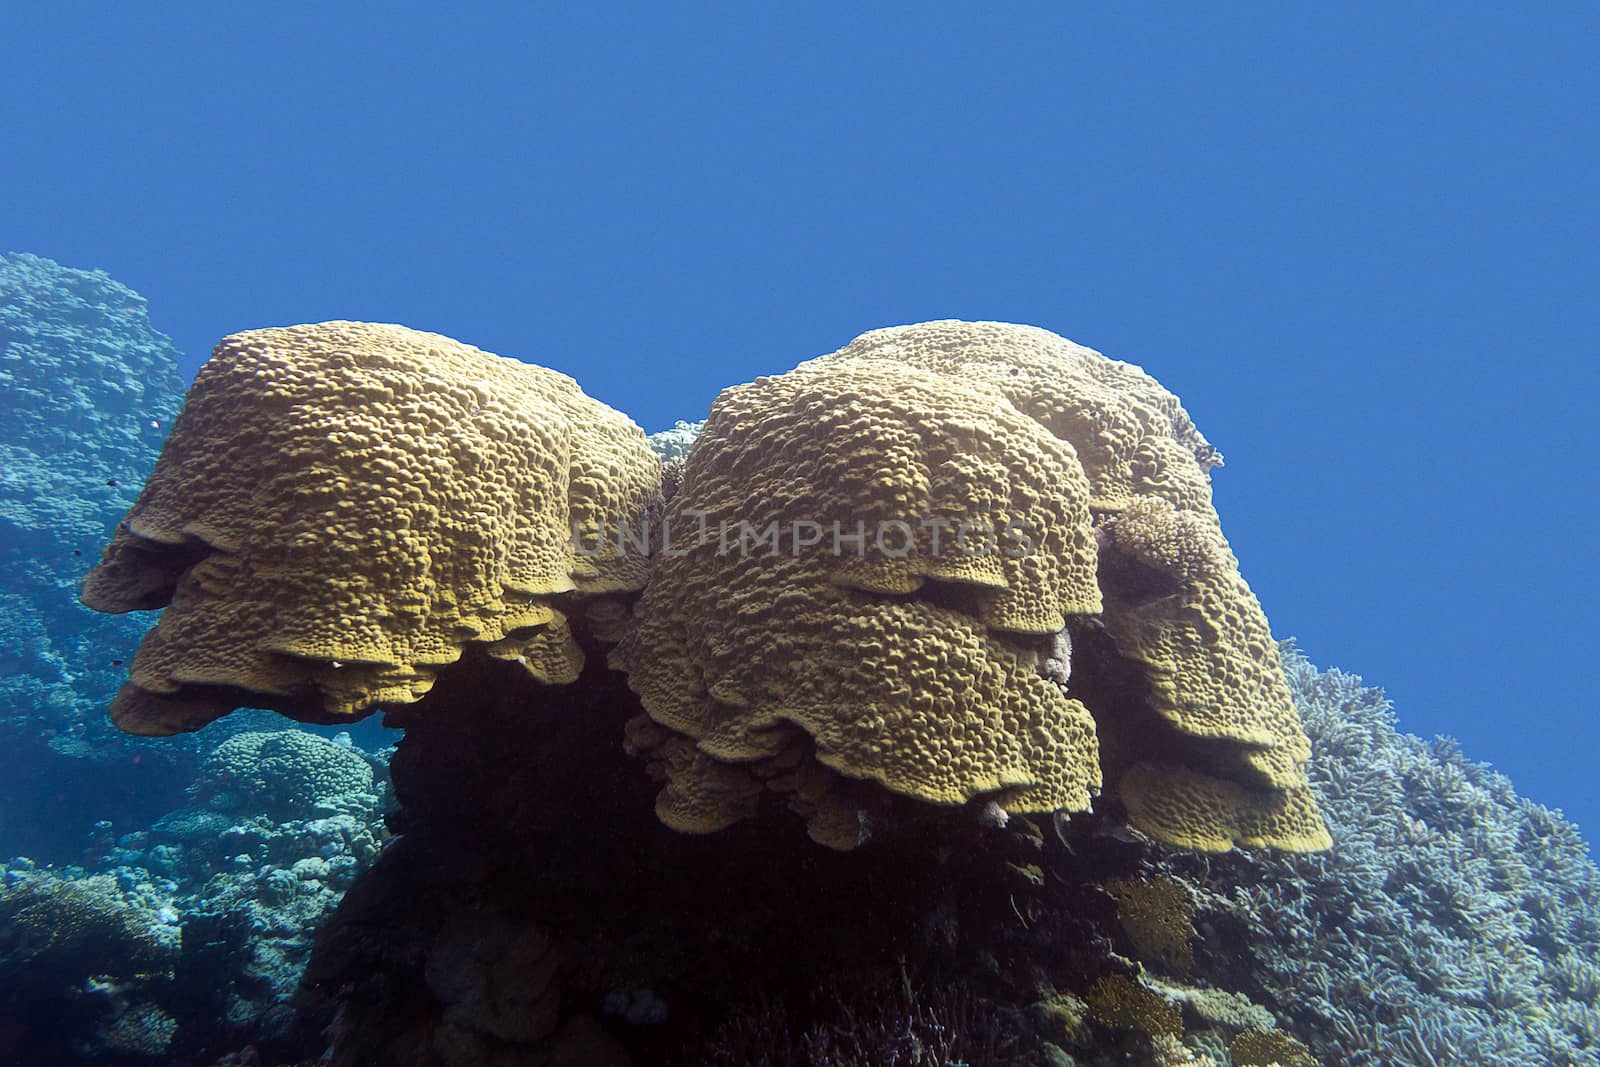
[616,359,1104,846]
[621,321,1325,851]
[84,321,663,734]
[793,319,1223,509]
[197,729,376,818]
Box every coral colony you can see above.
[2,255,1595,1064]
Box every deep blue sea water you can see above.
[2,7,1597,1065]
[4,5,1595,840]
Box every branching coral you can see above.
[1146,643,1600,1066]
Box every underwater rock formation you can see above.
[0,865,183,1060]
[87,318,1326,858]
[299,651,1153,1065]
[0,729,390,1064]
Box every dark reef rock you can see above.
[12,634,1595,1065]
[0,730,391,1067]
[15,281,1598,1064]
[299,641,1290,1066]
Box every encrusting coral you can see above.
[619,321,1326,851]
[1105,874,1196,974]
[82,321,663,734]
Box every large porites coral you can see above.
[82,320,664,735]
[619,321,1328,853]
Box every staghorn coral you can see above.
[84,320,663,734]
[647,420,705,465]
[619,321,1323,852]
[1147,643,1600,1066]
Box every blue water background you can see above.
[1,5,1595,833]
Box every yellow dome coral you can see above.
[1119,764,1331,852]
[614,359,1105,846]
[796,319,1224,512]
[1095,496,1312,790]
[83,321,662,734]
[621,321,1327,853]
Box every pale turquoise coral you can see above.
[197,729,377,817]
[1146,644,1600,1066]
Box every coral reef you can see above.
[56,313,1600,1065]
[0,864,182,1061]
[1147,644,1600,1065]
[299,655,1159,1066]
[1106,874,1196,974]
[0,729,390,1064]
[195,730,376,819]
[616,354,1106,847]
[0,252,193,852]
